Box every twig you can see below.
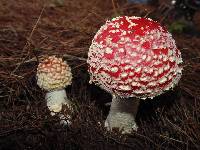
[166,118,199,149]
[14,54,87,66]
[143,9,154,18]
[12,6,45,74]
[63,54,87,61]
[89,10,105,22]
[133,132,161,148]
[103,134,137,149]
[111,0,118,15]
[159,134,186,144]
[72,62,87,70]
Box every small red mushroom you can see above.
[87,16,183,133]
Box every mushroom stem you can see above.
[45,89,68,114]
[45,89,71,125]
[105,94,140,134]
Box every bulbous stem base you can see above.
[45,89,70,113]
[105,94,140,134]
[45,89,71,125]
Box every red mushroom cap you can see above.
[87,16,183,99]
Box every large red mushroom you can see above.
[87,16,183,133]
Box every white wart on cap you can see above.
[87,16,183,99]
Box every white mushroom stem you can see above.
[105,94,140,134]
[45,89,71,125]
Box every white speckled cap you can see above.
[37,56,72,91]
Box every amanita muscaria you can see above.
[87,16,183,133]
[36,56,72,123]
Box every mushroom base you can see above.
[45,89,69,113]
[45,89,71,125]
[105,94,140,134]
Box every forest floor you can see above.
[0,0,200,149]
